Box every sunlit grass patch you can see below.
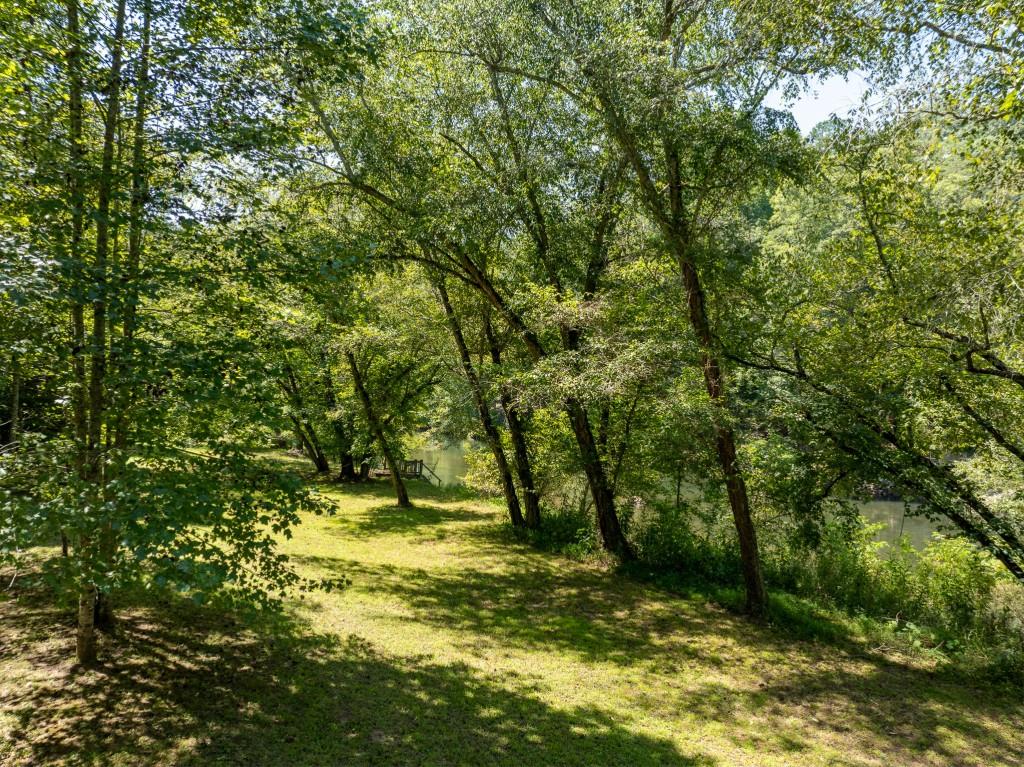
[2,477,1022,766]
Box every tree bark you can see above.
[86,0,127,484]
[319,361,359,480]
[9,353,19,444]
[484,315,540,527]
[346,351,411,507]
[302,424,330,473]
[76,576,96,665]
[83,0,129,644]
[289,414,330,473]
[566,398,633,557]
[281,362,330,473]
[504,396,540,528]
[63,0,84,619]
[596,99,766,611]
[466,252,627,549]
[111,0,152,458]
[678,257,766,616]
[65,0,87,484]
[338,452,358,481]
[436,280,525,526]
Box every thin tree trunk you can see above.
[566,398,632,557]
[483,316,540,528]
[656,137,766,614]
[66,0,92,664]
[9,353,19,444]
[677,256,766,616]
[111,0,152,457]
[320,361,359,480]
[97,0,151,637]
[72,0,128,659]
[436,280,524,526]
[63,0,84,581]
[590,84,767,610]
[65,0,87,484]
[76,575,96,665]
[281,363,330,473]
[303,424,330,473]
[346,351,410,507]
[289,415,315,463]
[87,0,126,482]
[503,396,539,528]
[469,256,625,547]
[289,415,329,473]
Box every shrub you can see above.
[629,502,1024,679]
[631,501,742,584]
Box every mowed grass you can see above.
[2,477,1023,766]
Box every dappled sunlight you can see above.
[0,588,710,767]
[334,502,497,539]
[278,485,1024,765]
[2,481,1022,767]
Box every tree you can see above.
[740,116,1024,581]
[0,0,370,663]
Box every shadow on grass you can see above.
[288,553,1024,766]
[294,553,787,667]
[315,476,483,504]
[330,502,497,538]
[0,588,713,767]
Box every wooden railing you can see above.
[372,458,444,486]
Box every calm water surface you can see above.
[410,444,943,549]
[409,443,469,486]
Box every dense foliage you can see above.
[1,0,1021,673]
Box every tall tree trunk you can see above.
[289,415,328,472]
[97,0,152,636]
[320,361,358,481]
[281,362,330,473]
[566,398,632,557]
[346,351,410,508]
[503,395,539,528]
[676,255,766,616]
[87,0,126,483]
[9,353,19,445]
[483,316,540,528]
[302,423,330,473]
[65,0,93,664]
[65,0,87,483]
[591,84,766,609]
[76,0,128,659]
[111,0,152,457]
[436,280,525,526]
[63,0,85,589]
[467,256,625,548]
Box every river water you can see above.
[410,444,470,486]
[410,443,942,550]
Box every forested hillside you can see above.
[1,1,1022,764]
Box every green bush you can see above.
[631,502,742,585]
[629,503,1024,679]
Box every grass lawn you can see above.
[2,477,1022,766]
